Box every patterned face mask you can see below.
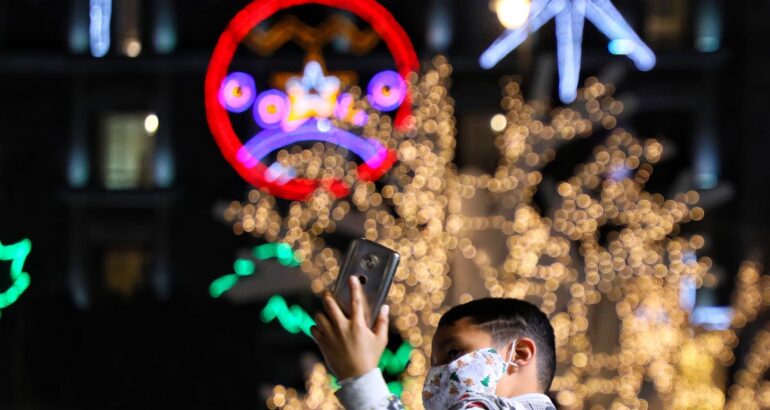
[422,344,517,409]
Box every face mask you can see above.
[422,342,518,409]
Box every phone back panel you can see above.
[333,239,400,326]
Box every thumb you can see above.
[373,304,390,344]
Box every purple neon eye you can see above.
[367,70,406,112]
[253,89,289,129]
[219,72,257,113]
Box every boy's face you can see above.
[431,317,494,366]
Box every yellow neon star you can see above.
[284,61,340,129]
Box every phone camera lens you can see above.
[360,254,380,270]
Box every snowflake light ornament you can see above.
[480,0,656,103]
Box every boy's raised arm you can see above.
[335,367,406,410]
[311,276,397,408]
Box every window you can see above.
[103,247,146,297]
[100,112,156,190]
[117,0,142,57]
[645,0,688,46]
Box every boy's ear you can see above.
[512,337,536,367]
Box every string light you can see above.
[222,56,770,409]
[490,113,507,132]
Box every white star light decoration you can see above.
[285,61,341,130]
[480,0,656,103]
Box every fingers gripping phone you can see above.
[332,239,400,327]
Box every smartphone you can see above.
[332,238,400,327]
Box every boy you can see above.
[311,276,557,409]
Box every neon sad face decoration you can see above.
[205,0,418,201]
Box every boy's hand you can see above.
[311,275,390,380]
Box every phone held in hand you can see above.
[332,239,400,327]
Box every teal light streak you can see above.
[260,294,411,397]
[386,381,404,397]
[329,375,341,390]
[378,340,413,375]
[233,258,255,276]
[209,274,239,298]
[0,238,32,313]
[254,242,300,267]
[209,243,301,298]
[260,294,316,336]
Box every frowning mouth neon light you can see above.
[204,0,418,201]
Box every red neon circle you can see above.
[205,0,419,201]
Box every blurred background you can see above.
[0,0,769,409]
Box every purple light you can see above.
[254,89,289,129]
[239,121,387,170]
[367,70,406,112]
[335,93,353,119]
[265,162,296,185]
[352,111,368,127]
[236,147,259,168]
[606,164,632,181]
[219,72,256,113]
[335,93,369,127]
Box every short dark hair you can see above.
[438,298,556,391]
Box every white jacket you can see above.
[335,368,556,410]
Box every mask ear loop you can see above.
[507,339,520,368]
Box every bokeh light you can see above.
[222,57,770,410]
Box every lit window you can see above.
[645,0,688,46]
[100,112,156,189]
[117,0,142,57]
[103,248,146,297]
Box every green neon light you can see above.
[209,243,301,298]
[0,238,32,314]
[329,375,341,390]
[233,258,255,276]
[260,295,409,397]
[260,294,316,337]
[260,295,412,372]
[209,274,239,298]
[254,242,300,267]
[378,339,413,375]
[386,381,404,397]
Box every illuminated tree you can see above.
[224,57,767,409]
